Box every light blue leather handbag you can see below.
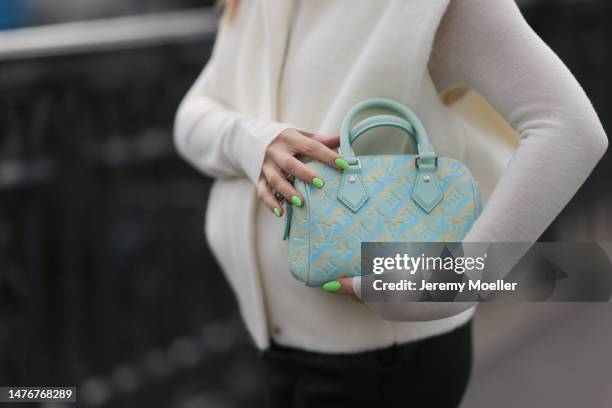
[285,98,481,287]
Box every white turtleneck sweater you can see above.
[176,0,607,352]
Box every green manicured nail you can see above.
[291,195,302,207]
[335,158,349,170]
[322,280,342,292]
[312,177,325,189]
[273,208,282,217]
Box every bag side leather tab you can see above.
[337,168,369,212]
[411,170,443,213]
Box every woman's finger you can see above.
[256,178,284,217]
[322,277,355,294]
[261,163,304,207]
[310,133,340,150]
[275,154,325,189]
[321,277,363,303]
[286,132,348,170]
[299,130,341,150]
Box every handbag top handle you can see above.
[349,114,415,144]
[339,98,438,171]
[334,98,442,214]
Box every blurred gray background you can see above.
[0,1,610,407]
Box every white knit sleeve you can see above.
[429,0,608,243]
[174,13,291,186]
[174,81,290,185]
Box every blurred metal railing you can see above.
[0,8,265,408]
[0,9,218,60]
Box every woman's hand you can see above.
[257,128,347,217]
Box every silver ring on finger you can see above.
[281,170,296,184]
[274,172,295,205]
[274,191,286,205]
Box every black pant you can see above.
[262,320,472,408]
